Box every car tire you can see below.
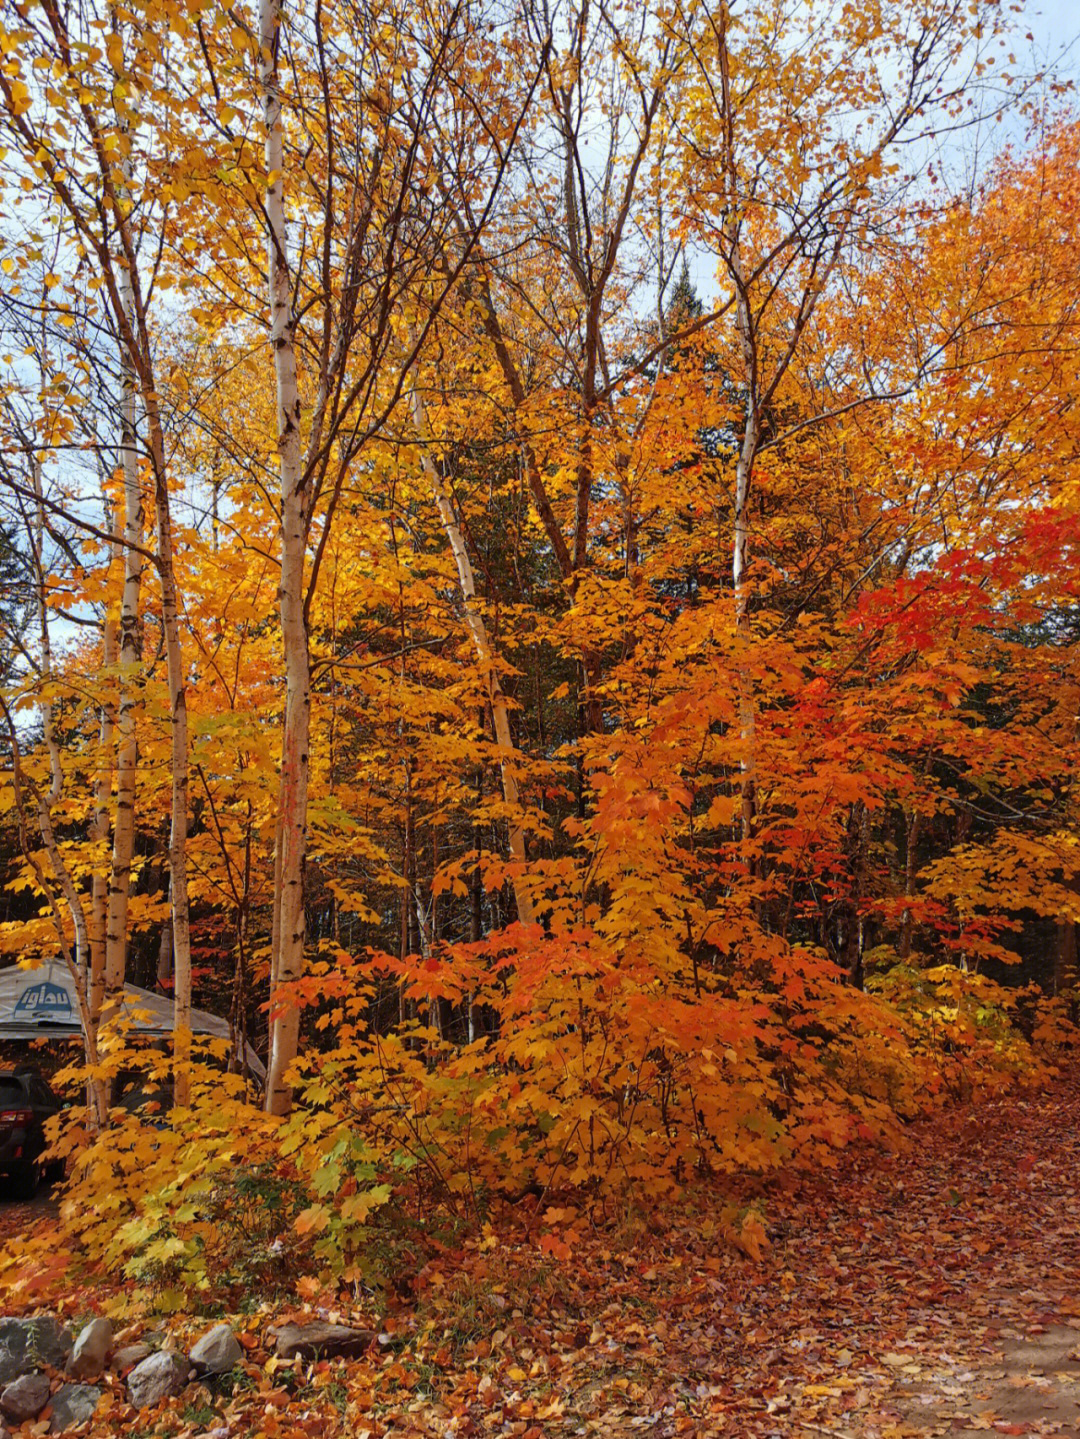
[9,1162,38,1200]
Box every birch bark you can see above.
[28,454,62,812]
[732,398,759,850]
[410,385,535,925]
[144,396,193,1107]
[102,213,191,1107]
[716,11,760,854]
[24,453,99,1002]
[88,507,118,1023]
[260,0,309,1116]
[103,272,144,1019]
[111,136,194,1102]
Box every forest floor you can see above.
[2,1075,1078,1438]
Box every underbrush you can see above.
[2,949,1073,1313]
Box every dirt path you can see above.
[745,1080,1080,1438]
[0,1179,61,1232]
[889,1321,1080,1438]
[602,1077,1080,1437]
[413,1077,1080,1437]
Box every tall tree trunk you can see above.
[157,919,173,987]
[261,0,309,1115]
[143,397,193,1107]
[1055,919,1076,995]
[1055,869,1080,1011]
[88,507,119,1024]
[840,802,870,987]
[732,408,759,851]
[715,5,761,857]
[26,454,105,1115]
[899,809,921,961]
[28,454,61,811]
[103,245,145,1026]
[410,386,535,924]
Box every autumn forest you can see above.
[0,0,1078,1430]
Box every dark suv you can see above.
[0,1066,63,1198]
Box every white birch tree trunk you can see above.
[144,395,193,1107]
[30,449,118,1088]
[716,10,760,855]
[24,455,101,1006]
[410,385,535,925]
[732,406,759,850]
[109,181,193,1105]
[88,512,118,1024]
[0,506,108,1125]
[103,250,145,1024]
[260,0,310,1116]
[28,454,63,811]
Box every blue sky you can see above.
[677,0,1080,304]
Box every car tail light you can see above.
[0,1109,33,1125]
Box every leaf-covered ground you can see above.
[3,1077,1079,1438]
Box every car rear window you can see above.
[0,1078,27,1104]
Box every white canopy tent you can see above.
[0,963,265,1080]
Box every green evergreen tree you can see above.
[664,256,704,334]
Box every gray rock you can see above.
[0,1317,72,1385]
[188,1323,242,1375]
[48,1383,100,1433]
[269,1320,374,1361]
[126,1350,189,1408]
[0,1370,50,1423]
[67,1318,112,1381]
[111,1343,151,1372]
